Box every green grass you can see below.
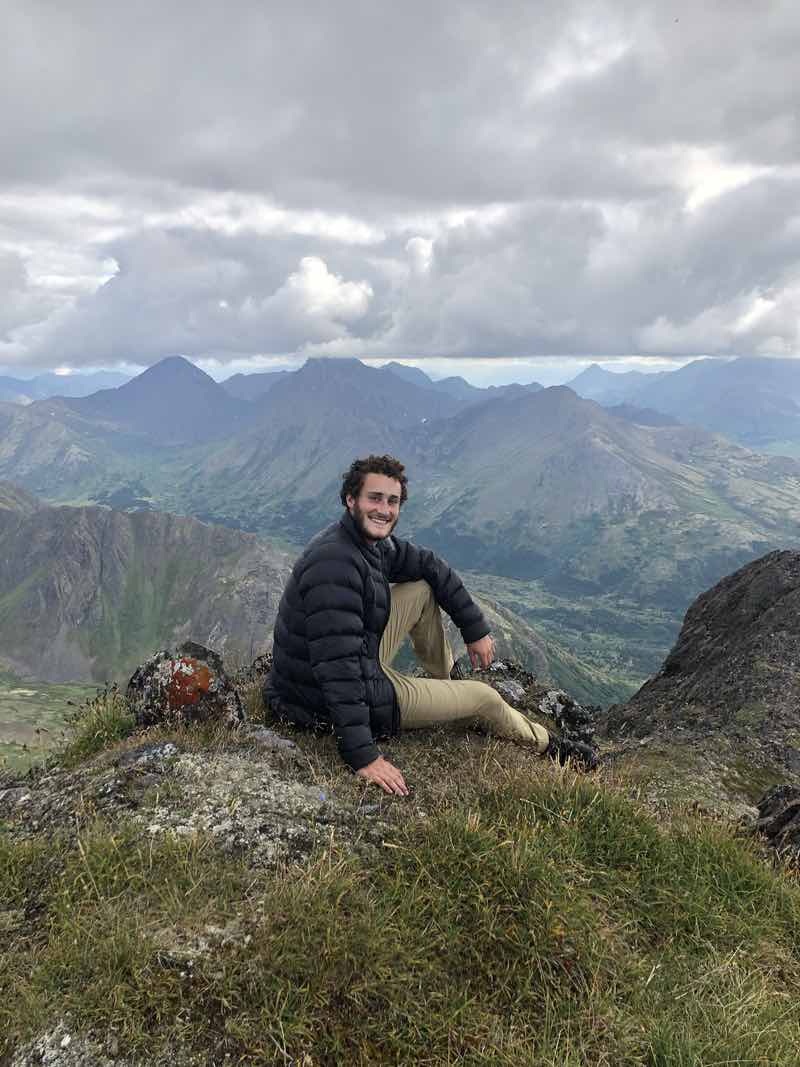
[2,758,800,1065]
[57,685,137,767]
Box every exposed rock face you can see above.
[126,642,243,728]
[11,1023,129,1067]
[599,551,800,808]
[0,488,291,683]
[0,734,390,868]
[604,551,800,755]
[756,785,800,865]
[538,688,597,748]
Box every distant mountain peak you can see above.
[382,362,435,388]
[56,355,254,446]
[135,355,215,385]
[302,356,365,373]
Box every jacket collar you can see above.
[340,509,382,559]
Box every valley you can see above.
[0,669,95,771]
[463,570,676,697]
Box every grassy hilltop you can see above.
[2,691,800,1066]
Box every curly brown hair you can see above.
[340,454,409,506]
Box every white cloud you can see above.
[244,256,374,346]
[637,283,800,356]
[279,256,372,322]
[406,237,433,275]
[681,149,774,212]
[2,1,800,370]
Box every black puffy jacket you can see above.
[267,510,489,770]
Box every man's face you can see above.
[346,473,402,542]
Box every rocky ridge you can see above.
[603,550,800,810]
[0,486,292,683]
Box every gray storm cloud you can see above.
[2,0,799,370]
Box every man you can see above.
[267,454,596,794]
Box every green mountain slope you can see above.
[0,485,291,683]
[402,387,800,603]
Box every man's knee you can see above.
[399,579,434,597]
[391,579,435,611]
[474,682,505,714]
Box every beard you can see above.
[350,500,399,542]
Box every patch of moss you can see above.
[719,756,787,805]
[733,702,771,729]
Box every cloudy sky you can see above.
[2,0,799,385]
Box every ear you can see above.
[345,494,356,511]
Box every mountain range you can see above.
[0,369,130,404]
[567,357,800,450]
[2,354,800,696]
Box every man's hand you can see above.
[466,634,496,670]
[356,756,409,796]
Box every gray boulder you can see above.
[126,641,243,729]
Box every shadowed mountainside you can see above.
[52,356,257,446]
[0,484,292,682]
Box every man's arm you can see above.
[385,537,490,646]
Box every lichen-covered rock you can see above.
[538,689,597,747]
[10,1023,129,1067]
[756,784,800,865]
[126,641,243,729]
[237,724,297,751]
[0,737,389,867]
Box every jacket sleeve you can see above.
[298,553,380,771]
[384,537,490,645]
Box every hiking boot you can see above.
[545,734,599,771]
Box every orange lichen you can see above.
[167,658,213,710]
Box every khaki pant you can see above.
[379,581,550,752]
